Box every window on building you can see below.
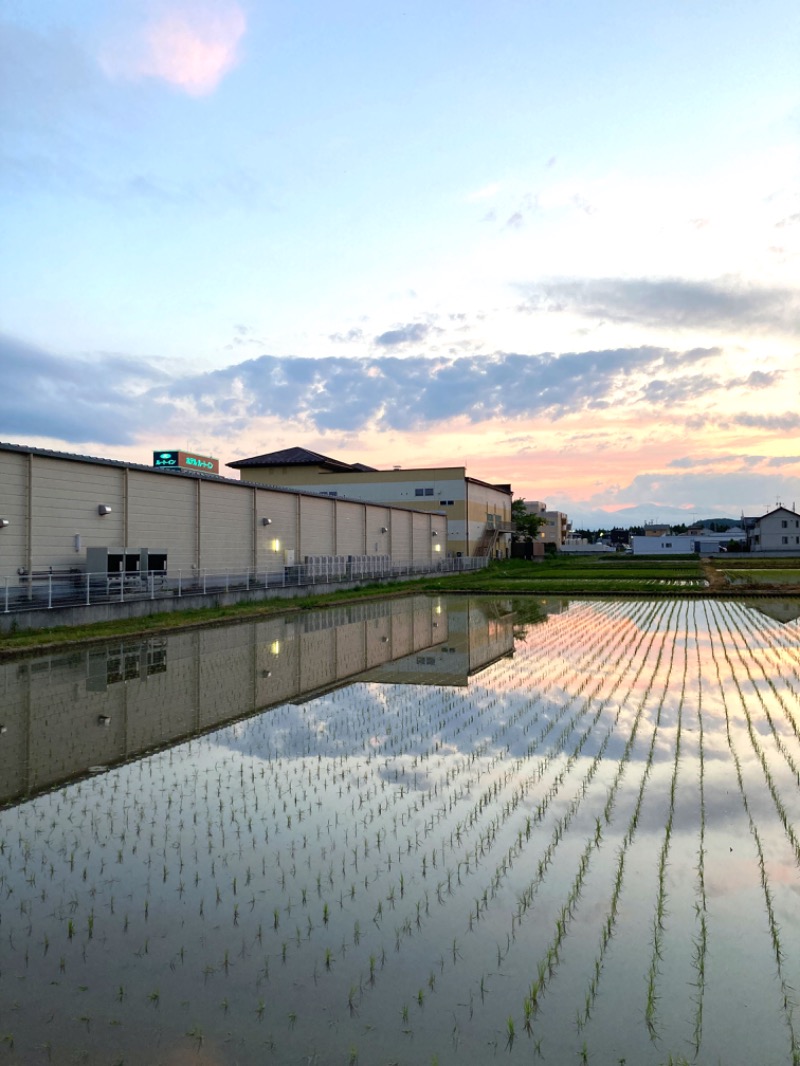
[782,536,788,544]
[425,488,434,496]
[782,520,788,528]
[664,542,672,548]
[439,500,454,506]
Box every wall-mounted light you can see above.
[0,519,9,529]
[74,534,81,552]
[98,505,112,516]
[271,538,281,551]
[434,543,442,553]
[262,518,272,526]
[270,641,281,655]
[431,530,438,537]
[380,526,388,534]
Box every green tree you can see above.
[511,498,544,539]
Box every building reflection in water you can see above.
[0,594,542,806]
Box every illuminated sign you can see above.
[153,450,220,475]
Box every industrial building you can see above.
[227,446,514,558]
[0,441,451,628]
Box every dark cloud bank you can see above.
[0,331,783,445]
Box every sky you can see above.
[2,0,799,527]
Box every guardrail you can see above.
[3,557,489,616]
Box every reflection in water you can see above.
[0,595,519,805]
[3,597,799,1066]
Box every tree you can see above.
[511,498,544,539]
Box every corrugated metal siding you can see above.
[128,471,197,570]
[299,495,335,557]
[1,446,451,577]
[336,500,366,556]
[412,511,432,565]
[366,506,391,555]
[32,457,124,569]
[200,480,253,572]
[392,509,412,562]
[0,451,28,570]
[256,492,297,571]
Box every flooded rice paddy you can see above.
[2,594,800,1066]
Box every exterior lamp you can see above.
[262,518,272,526]
[271,538,281,551]
[0,519,9,529]
[380,526,388,533]
[98,505,112,516]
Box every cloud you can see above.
[517,276,800,334]
[640,374,720,406]
[165,344,724,433]
[329,328,365,344]
[0,334,173,445]
[731,412,800,431]
[667,454,800,470]
[374,323,431,347]
[101,1,246,96]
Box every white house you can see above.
[748,507,800,552]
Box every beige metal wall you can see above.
[335,499,367,556]
[128,469,196,570]
[0,447,446,577]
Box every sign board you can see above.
[153,450,220,475]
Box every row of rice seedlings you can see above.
[712,603,800,866]
[509,601,674,1014]
[691,602,708,1055]
[721,601,800,774]
[645,600,687,1039]
[574,601,681,1031]
[518,600,681,1031]
[702,601,800,1065]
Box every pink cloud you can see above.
[103,2,246,96]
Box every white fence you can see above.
[2,555,489,616]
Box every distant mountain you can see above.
[565,503,741,531]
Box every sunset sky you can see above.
[2,0,798,525]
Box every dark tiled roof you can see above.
[227,446,359,471]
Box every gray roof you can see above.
[227,446,375,472]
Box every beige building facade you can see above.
[227,447,514,558]
[523,500,571,548]
[0,442,447,581]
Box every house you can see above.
[747,506,800,552]
[227,447,514,558]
